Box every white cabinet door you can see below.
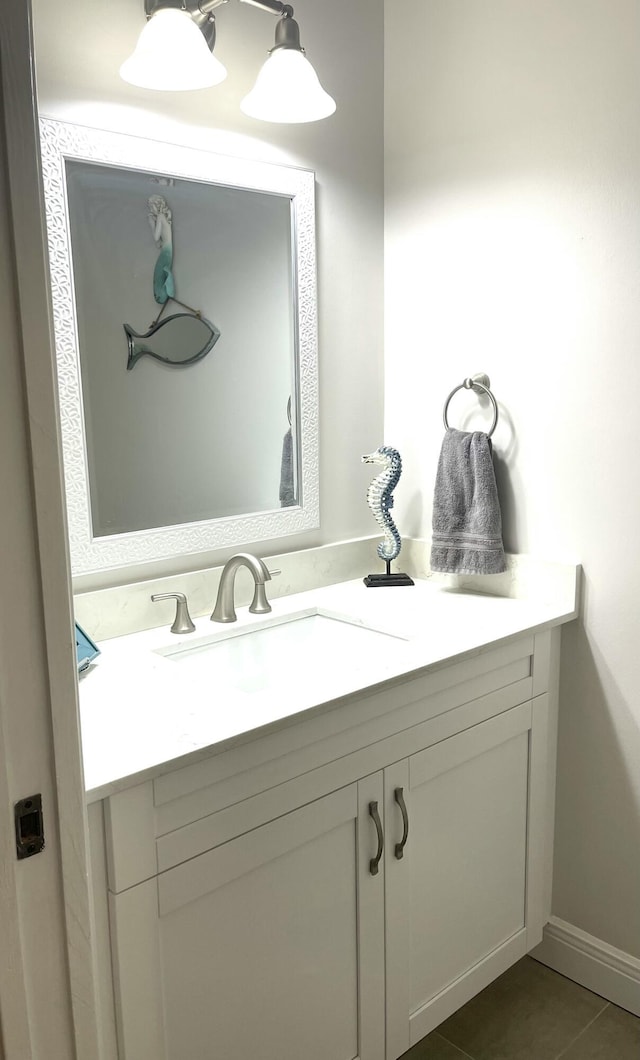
[384,702,534,1059]
[110,776,385,1060]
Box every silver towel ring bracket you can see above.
[442,373,498,438]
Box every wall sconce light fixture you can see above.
[120,0,336,123]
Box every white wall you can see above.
[33,0,385,588]
[385,0,640,959]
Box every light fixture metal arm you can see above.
[238,0,293,17]
[198,0,230,12]
[144,0,298,49]
[144,0,229,15]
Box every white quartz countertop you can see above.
[79,574,578,801]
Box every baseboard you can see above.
[531,916,640,1017]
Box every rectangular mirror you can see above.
[40,119,319,575]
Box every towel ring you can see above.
[442,375,498,438]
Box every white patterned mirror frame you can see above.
[39,118,319,575]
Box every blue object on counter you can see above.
[75,622,100,673]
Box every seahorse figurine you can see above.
[362,447,414,586]
[362,445,403,561]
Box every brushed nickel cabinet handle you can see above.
[369,800,384,876]
[394,787,409,859]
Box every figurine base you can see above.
[364,572,415,587]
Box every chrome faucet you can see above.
[210,553,273,624]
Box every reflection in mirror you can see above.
[65,157,294,537]
[40,120,319,574]
[123,191,222,370]
[124,313,221,370]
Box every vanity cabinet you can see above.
[89,630,559,1060]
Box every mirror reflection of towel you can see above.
[279,428,296,507]
[430,428,506,575]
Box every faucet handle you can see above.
[248,566,281,614]
[151,592,196,634]
[248,558,273,615]
[249,582,272,615]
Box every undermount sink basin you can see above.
[155,609,408,695]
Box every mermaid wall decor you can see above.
[123,194,221,370]
[361,445,414,587]
[148,194,176,310]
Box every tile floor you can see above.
[402,956,640,1060]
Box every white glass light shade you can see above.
[120,8,227,91]
[240,48,336,123]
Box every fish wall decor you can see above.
[124,313,220,370]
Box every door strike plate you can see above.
[15,793,45,859]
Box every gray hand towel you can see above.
[430,428,507,575]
